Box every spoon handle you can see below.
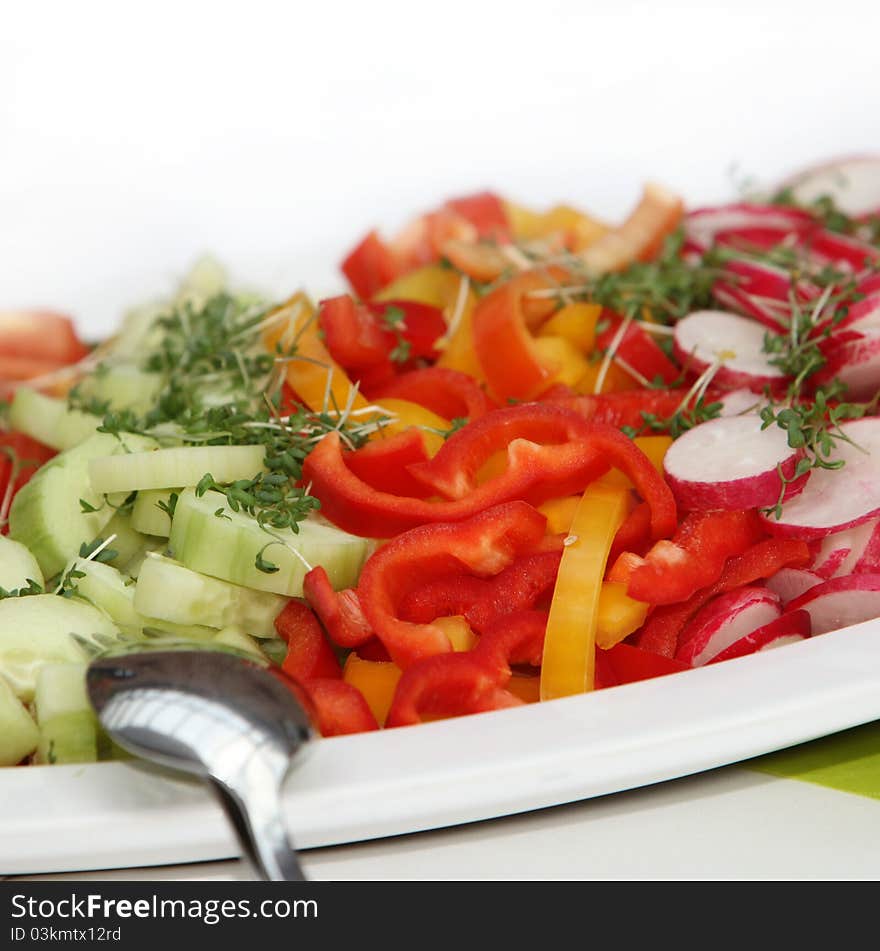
[210,777,307,881]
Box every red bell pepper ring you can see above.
[357,501,548,669]
[385,653,523,728]
[344,429,434,499]
[634,537,811,657]
[556,389,690,431]
[365,300,447,363]
[445,191,511,242]
[341,230,400,301]
[370,366,497,421]
[595,312,681,386]
[301,678,380,736]
[303,404,676,540]
[473,609,548,678]
[302,566,374,649]
[608,501,652,565]
[409,404,676,539]
[398,549,562,633]
[274,600,342,681]
[609,509,767,605]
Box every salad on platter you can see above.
[2,155,880,768]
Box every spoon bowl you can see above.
[87,645,315,881]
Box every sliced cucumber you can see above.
[8,388,100,451]
[169,488,369,597]
[34,663,97,765]
[134,552,287,636]
[0,675,39,766]
[212,626,268,660]
[0,535,44,594]
[0,594,120,701]
[89,444,265,495]
[130,488,178,537]
[68,557,217,642]
[77,362,163,413]
[8,431,155,579]
[98,510,153,570]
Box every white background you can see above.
[2,0,878,335]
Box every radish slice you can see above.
[809,517,880,579]
[779,155,880,217]
[763,417,880,539]
[812,328,880,400]
[837,291,880,333]
[711,282,789,332]
[854,520,880,573]
[706,609,811,664]
[674,311,788,392]
[663,414,807,511]
[676,586,782,666]
[685,204,812,252]
[717,388,762,417]
[805,229,879,273]
[786,573,880,635]
[765,568,824,606]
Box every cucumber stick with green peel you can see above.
[169,488,370,597]
[0,535,44,593]
[0,594,120,702]
[8,431,156,579]
[8,388,100,451]
[89,444,265,495]
[130,488,178,537]
[134,552,288,636]
[33,663,98,765]
[0,675,39,766]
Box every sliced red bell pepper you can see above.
[370,366,497,421]
[473,608,548,678]
[302,566,374,648]
[445,191,511,242]
[300,678,380,736]
[385,652,523,728]
[365,299,447,363]
[602,642,691,683]
[0,431,57,533]
[608,501,652,565]
[609,509,767,605]
[302,404,676,540]
[341,231,400,301]
[274,600,342,681]
[595,312,681,386]
[344,429,433,499]
[353,637,393,662]
[558,388,690,431]
[357,500,548,668]
[317,294,396,386]
[633,537,811,656]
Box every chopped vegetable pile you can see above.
[3,154,880,766]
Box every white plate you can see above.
[4,618,880,875]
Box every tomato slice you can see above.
[0,311,90,364]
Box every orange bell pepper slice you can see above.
[343,653,402,727]
[540,483,630,699]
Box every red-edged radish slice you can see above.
[662,414,807,511]
[711,282,789,332]
[809,517,880,579]
[812,328,880,400]
[837,291,880,333]
[786,573,880,634]
[854,520,880,573]
[804,229,879,273]
[765,567,824,606]
[717,388,762,417]
[722,257,821,303]
[762,417,880,539]
[685,204,812,252]
[675,586,782,666]
[706,609,811,664]
[778,155,880,218]
[674,311,788,392]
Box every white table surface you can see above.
[8,765,879,881]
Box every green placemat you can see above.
[748,720,880,800]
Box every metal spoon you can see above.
[86,645,315,881]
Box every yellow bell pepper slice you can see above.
[596,582,650,649]
[373,265,463,309]
[531,335,592,388]
[503,201,547,241]
[598,435,671,489]
[573,359,637,394]
[538,302,603,354]
[263,292,370,416]
[432,615,478,652]
[372,397,450,457]
[537,495,581,535]
[343,654,402,727]
[507,673,541,704]
[539,483,629,700]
